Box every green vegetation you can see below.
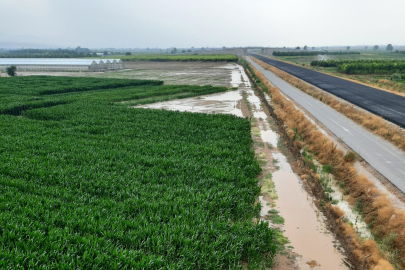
[266,215,285,224]
[6,65,17,76]
[0,76,277,269]
[273,51,360,56]
[121,54,238,62]
[0,48,94,58]
[322,164,334,174]
[0,76,163,96]
[310,59,405,75]
[239,59,268,92]
[0,76,226,116]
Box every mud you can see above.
[259,145,347,270]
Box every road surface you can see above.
[247,56,405,193]
[250,53,405,129]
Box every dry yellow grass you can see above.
[251,57,405,151]
[247,62,403,270]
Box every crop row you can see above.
[0,76,163,96]
[310,59,405,74]
[0,76,276,268]
[0,76,229,116]
[121,54,239,62]
[273,51,360,57]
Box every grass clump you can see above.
[266,214,285,224]
[322,164,334,174]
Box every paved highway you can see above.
[247,56,405,193]
[250,53,405,129]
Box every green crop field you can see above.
[0,76,276,269]
[273,51,360,57]
[310,59,405,75]
[121,54,239,62]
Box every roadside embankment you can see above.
[250,57,405,152]
[241,59,399,270]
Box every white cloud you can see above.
[0,0,404,48]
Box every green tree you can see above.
[346,46,350,51]
[125,52,131,55]
[171,47,177,54]
[6,65,17,77]
[296,46,300,50]
[103,51,108,56]
[304,45,307,50]
[373,45,379,51]
[386,44,393,52]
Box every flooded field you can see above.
[134,63,249,115]
[15,62,239,87]
[133,63,348,269]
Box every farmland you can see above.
[273,51,360,56]
[0,76,276,269]
[310,59,405,75]
[120,54,239,62]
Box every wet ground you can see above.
[135,63,348,269]
[134,64,249,115]
[14,62,238,88]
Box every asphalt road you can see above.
[247,56,405,193]
[250,53,405,129]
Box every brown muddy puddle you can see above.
[255,92,347,269]
[260,161,346,269]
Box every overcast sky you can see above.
[1,0,404,49]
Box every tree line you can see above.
[0,49,95,58]
[273,51,360,56]
[310,59,405,75]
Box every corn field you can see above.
[0,76,276,269]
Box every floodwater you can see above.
[254,92,346,269]
[134,63,348,269]
[135,63,249,117]
[263,160,347,269]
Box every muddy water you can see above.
[253,92,347,269]
[266,165,346,269]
